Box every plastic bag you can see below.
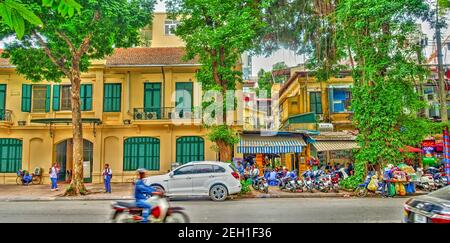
[368,177,378,192]
[389,184,396,197]
[399,183,406,196]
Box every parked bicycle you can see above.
[16,167,43,185]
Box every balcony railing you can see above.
[133,107,201,121]
[0,109,12,123]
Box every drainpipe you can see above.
[161,66,166,109]
[126,71,131,115]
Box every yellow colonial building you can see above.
[0,13,218,184]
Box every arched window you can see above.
[0,139,22,173]
[124,137,160,171]
[176,136,205,164]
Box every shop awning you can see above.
[312,141,359,152]
[237,135,306,154]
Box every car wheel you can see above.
[210,184,228,201]
[151,185,165,193]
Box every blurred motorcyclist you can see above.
[134,169,156,223]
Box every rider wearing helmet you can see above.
[134,168,156,223]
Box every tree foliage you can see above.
[1,0,155,195]
[336,0,430,188]
[0,0,81,38]
[167,0,268,161]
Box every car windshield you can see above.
[429,187,450,201]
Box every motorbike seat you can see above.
[116,201,137,208]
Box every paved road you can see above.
[0,197,408,223]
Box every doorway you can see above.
[55,139,93,183]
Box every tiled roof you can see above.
[106,47,200,66]
[0,47,200,68]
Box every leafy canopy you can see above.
[1,0,155,83]
[0,0,81,38]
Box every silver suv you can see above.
[144,161,242,201]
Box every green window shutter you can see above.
[104,84,121,112]
[123,137,160,171]
[176,82,193,112]
[176,136,204,164]
[0,139,22,173]
[21,84,32,112]
[45,85,51,112]
[53,85,60,111]
[0,85,6,120]
[81,84,92,111]
[144,83,162,118]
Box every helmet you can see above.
[137,168,147,174]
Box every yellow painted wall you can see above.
[0,65,218,184]
[150,13,185,48]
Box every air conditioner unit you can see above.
[183,111,192,119]
[134,112,145,120]
[146,112,158,120]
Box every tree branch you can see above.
[32,30,71,79]
[56,31,76,53]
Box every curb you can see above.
[0,192,429,202]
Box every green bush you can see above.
[240,179,252,194]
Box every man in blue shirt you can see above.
[134,169,156,223]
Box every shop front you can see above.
[308,132,359,171]
[235,132,307,175]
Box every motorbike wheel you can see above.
[112,212,132,223]
[16,176,22,185]
[32,176,41,185]
[355,187,368,198]
[164,211,190,223]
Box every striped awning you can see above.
[312,141,360,152]
[237,135,306,154]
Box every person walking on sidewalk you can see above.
[102,164,112,193]
[49,163,60,191]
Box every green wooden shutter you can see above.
[81,84,92,111]
[176,82,193,112]
[123,137,160,171]
[144,83,162,118]
[0,85,6,120]
[53,85,60,111]
[0,139,22,173]
[176,136,204,164]
[104,84,121,112]
[21,84,32,112]
[45,85,51,112]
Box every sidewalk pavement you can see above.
[0,183,429,202]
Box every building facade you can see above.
[0,13,218,184]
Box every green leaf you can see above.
[0,3,14,28]
[11,9,25,39]
[4,0,43,26]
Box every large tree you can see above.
[1,0,155,195]
[336,0,430,187]
[166,0,266,162]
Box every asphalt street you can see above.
[0,197,408,223]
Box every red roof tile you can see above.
[106,47,200,66]
[0,47,200,68]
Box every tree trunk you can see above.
[217,139,232,162]
[65,72,86,196]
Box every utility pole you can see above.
[436,1,449,122]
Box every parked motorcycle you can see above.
[252,176,269,193]
[111,192,189,223]
[278,175,297,192]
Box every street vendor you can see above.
[381,164,394,198]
